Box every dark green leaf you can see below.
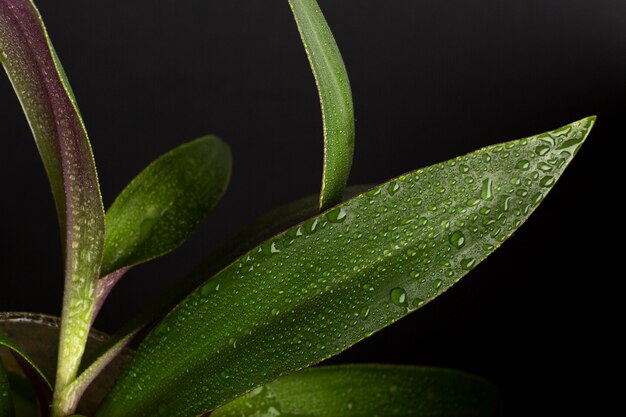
[0,358,13,417]
[288,0,355,210]
[98,186,370,356]
[180,185,372,304]
[0,330,51,417]
[97,117,594,417]
[6,372,38,417]
[0,331,51,393]
[101,136,232,276]
[213,365,501,417]
[0,0,105,395]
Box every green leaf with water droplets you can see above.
[94,186,371,365]
[101,136,232,276]
[0,2,105,405]
[97,117,594,417]
[213,365,501,417]
[0,358,13,417]
[288,0,355,211]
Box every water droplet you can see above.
[540,176,555,188]
[500,195,511,212]
[327,207,347,223]
[535,145,550,156]
[388,181,401,195]
[482,153,492,163]
[412,298,425,308]
[481,178,493,201]
[459,164,470,173]
[271,308,280,316]
[460,258,476,270]
[537,162,552,172]
[515,159,530,170]
[433,279,443,289]
[360,307,370,319]
[390,287,408,307]
[449,230,466,249]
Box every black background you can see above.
[0,0,621,415]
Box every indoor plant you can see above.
[0,0,595,416]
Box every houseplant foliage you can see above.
[0,0,594,416]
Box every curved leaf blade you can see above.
[0,359,13,417]
[92,186,370,364]
[0,0,105,397]
[101,135,232,276]
[289,0,355,210]
[97,117,594,417]
[0,331,51,417]
[0,332,51,391]
[213,365,501,417]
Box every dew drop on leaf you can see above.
[389,287,407,307]
[449,230,466,249]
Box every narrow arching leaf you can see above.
[213,365,501,417]
[187,185,371,282]
[0,332,51,391]
[98,186,370,358]
[0,0,105,400]
[101,136,232,276]
[97,117,594,417]
[0,331,50,417]
[289,0,355,210]
[6,372,38,417]
[0,359,13,417]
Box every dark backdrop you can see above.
[0,1,621,415]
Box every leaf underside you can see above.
[213,365,502,417]
[97,116,594,417]
[289,0,355,210]
[0,0,105,394]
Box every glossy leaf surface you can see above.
[289,0,355,210]
[213,365,501,417]
[97,117,594,417]
[0,359,12,417]
[0,0,105,394]
[101,135,232,276]
[95,187,370,361]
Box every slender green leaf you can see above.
[0,332,51,391]
[0,0,105,403]
[96,186,370,359]
[213,365,501,417]
[289,0,355,210]
[101,136,232,276]
[0,359,13,417]
[97,117,594,417]
[6,372,38,417]
[178,185,372,307]
[0,330,51,417]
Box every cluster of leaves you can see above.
[0,0,593,416]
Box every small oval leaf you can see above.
[213,365,501,417]
[288,0,355,210]
[97,117,594,417]
[101,135,232,276]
